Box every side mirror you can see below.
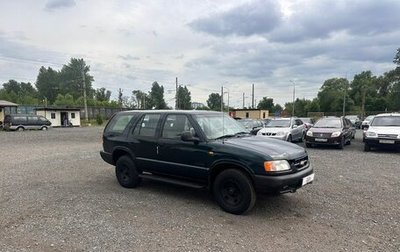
[181,131,200,142]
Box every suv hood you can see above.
[367,126,400,135]
[221,136,307,160]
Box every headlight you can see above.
[306,131,313,137]
[365,131,377,137]
[276,131,286,136]
[331,131,341,137]
[264,160,291,172]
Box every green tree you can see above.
[207,93,222,111]
[35,66,60,104]
[317,78,351,112]
[176,85,191,110]
[132,90,147,109]
[1,80,39,104]
[349,71,376,117]
[59,58,94,100]
[257,97,274,110]
[148,82,167,109]
[54,93,75,106]
[94,87,111,102]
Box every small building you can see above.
[35,107,81,127]
[0,100,18,123]
[231,109,269,119]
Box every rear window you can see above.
[105,113,134,134]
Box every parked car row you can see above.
[363,113,400,151]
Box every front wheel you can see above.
[41,126,48,131]
[287,135,292,142]
[338,137,345,149]
[364,144,371,152]
[213,169,256,215]
[115,156,141,188]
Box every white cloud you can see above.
[0,0,399,107]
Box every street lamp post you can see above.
[290,80,296,117]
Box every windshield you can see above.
[299,118,313,124]
[265,119,291,127]
[370,116,400,126]
[314,118,342,128]
[364,115,374,121]
[194,114,249,139]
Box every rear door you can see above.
[129,113,162,173]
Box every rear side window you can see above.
[133,114,161,137]
[105,114,134,134]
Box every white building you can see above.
[35,107,81,127]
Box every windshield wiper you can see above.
[213,134,236,140]
[214,132,249,140]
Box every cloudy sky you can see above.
[0,0,399,108]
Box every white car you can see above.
[257,117,305,142]
[361,115,375,130]
[364,113,400,151]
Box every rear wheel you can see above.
[213,169,256,215]
[115,156,141,188]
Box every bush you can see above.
[96,114,103,125]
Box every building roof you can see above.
[35,107,81,111]
[0,100,18,107]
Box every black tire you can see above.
[41,126,48,131]
[17,127,24,131]
[364,144,371,152]
[115,156,141,188]
[305,142,312,148]
[338,137,345,149]
[213,169,256,215]
[299,133,305,142]
[287,135,292,142]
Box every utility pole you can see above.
[221,86,224,112]
[242,92,245,108]
[290,80,295,117]
[343,73,347,117]
[81,67,88,123]
[252,84,254,109]
[175,77,178,110]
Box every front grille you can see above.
[314,133,332,138]
[289,156,309,172]
[261,132,276,136]
[378,134,398,139]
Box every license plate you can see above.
[302,173,314,186]
[315,138,327,142]
[379,139,395,144]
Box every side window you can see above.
[105,114,134,134]
[28,116,39,122]
[161,114,195,139]
[296,119,303,126]
[133,114,161,137]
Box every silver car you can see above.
[257,117,306,142]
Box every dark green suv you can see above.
[100,110,314,214]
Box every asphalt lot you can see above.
[0,127,399,252]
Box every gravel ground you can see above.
[0,127,399,252]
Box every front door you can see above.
[157,114,209,180]
[60,112,68,126]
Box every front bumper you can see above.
[100,151,114,165]
[253,165,314,193]
[364,138,400,148]
[305,135,342,146]
[258,134,287,141]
